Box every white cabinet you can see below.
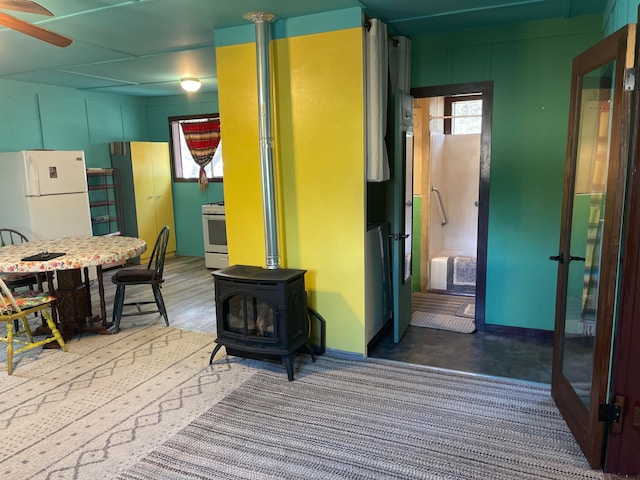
[365,222,392,346]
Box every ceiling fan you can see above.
[0,0,72,47]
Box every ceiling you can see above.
[0,0,607,97]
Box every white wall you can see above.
[429,132,480,258]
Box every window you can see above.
[169,114,222,182]
[444,95,483,135]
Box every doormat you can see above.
[455,302,475,319]
[410,311,475,334]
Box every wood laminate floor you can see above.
[88,255,218,336]
[85,255,553,384]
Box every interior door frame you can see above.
[551,24,636,469]
[410,81,493,330]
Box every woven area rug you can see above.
[117,354,602,480]
[411,292,475,333]
[0,325,258,480]
[410,310,476,333]
[456,302,476,319]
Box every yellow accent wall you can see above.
[217,28,366,354]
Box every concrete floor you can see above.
[368,312,554,384]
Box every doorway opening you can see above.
[411,82,492,331]
[369,81,554,384]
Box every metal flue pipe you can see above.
[244,11,280,269]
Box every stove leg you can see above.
[209,343,223,364]
[282,355,294,381]
[302,343,316,362]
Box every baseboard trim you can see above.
[480,323,554,339]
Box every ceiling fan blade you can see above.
[0,0,53,16]
[0,12,72,47]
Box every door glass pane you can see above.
[562,62,615,406]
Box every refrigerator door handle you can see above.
[26,157,41,196]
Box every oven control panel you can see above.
[202,201,224,215]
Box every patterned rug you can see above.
[410,310,476,333]
[456,302,476,318]
[447,256,476,295]
[0,325,258,480]
[117,354,602,480]
[411,292,475,333]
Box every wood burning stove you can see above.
[207,15,317,380]
[209,264,315,380]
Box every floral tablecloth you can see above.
[0,236,146,273]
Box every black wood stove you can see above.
[209,264,314,380]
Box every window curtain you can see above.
[365,19,389,182]
[181,119,221,190]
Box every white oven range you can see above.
[202,202,228,269]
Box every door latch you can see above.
[389,233,409,241]
[549,254,563,264]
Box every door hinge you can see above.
[598,403,621,423]
[624,68,638,91]
[599,395,625,434]
[633,404,640,428]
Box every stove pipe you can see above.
[245,12,280,269]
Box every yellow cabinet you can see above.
[110,141,176,262]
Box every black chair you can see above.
[111,226,170,333]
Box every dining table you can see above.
[0,235,146,339]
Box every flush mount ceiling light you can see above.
[180,77,201,92]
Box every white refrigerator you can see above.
[0,150,93,240]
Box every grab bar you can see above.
[431,186,447,226]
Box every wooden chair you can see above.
[0,229,46,292]
[111,226,170,333]
[0,277,67,375]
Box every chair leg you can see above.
[42,310,67,352]
[112,285,125,333]
[6,321,14,375]
[20,315,34,342]
[152,285,169,327]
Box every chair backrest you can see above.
[147,226,170,279]
[0,229,29,247]
[0,277,21,313]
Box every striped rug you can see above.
[117,354,602,480]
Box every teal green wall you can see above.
[0,80,217,258]
[411,15,604,330]
[604,0,640,34]
[0,79,147,160]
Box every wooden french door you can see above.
[551,24,636,468]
